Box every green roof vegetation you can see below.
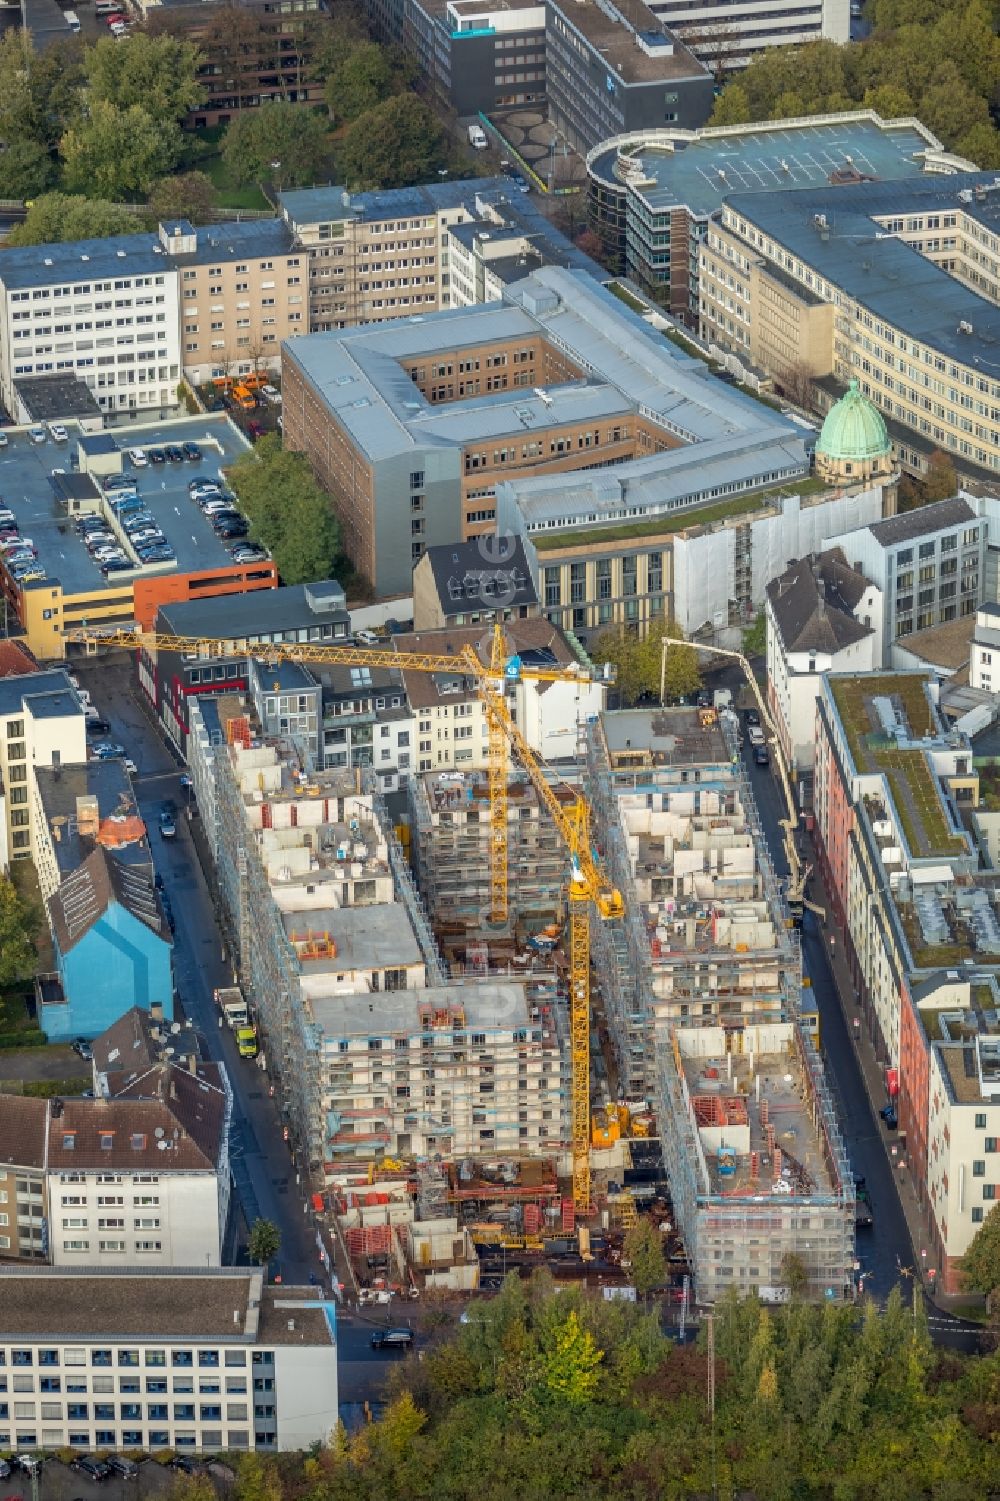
[898,906,966,970]
[532,477,827,553]
[830,675,966,859]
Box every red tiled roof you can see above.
[0,640,38,679]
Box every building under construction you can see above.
[587,708,855,1302]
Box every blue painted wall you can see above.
[42,901,173,1042]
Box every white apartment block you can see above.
[0,1268,338,1454]
[0,235,181,420]
[0,670,86,869]
[926,1022,1000,1277]
[654,0,848,68]
[317,979,568,1162]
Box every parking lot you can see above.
[0,416,254,595]
[0,1456,232,1500]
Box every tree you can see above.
[324,40,394,122]
[655,620,701,704]
[0,139,56,199]
[60,101,182,199]
[222,102,330,188]
[539,1310,603,1404]
[961,1203,1000,1300]
[337,93,449,191]
[742,610,767,659]
[7,192,147,246]
[233,1452,283,1501]
[709,81,751,127]
[955,122,1000,169]
[922,449,958,502]
[862,83,915,118]
[0,875,37,988]
[247,1218,281,1267]
[228,434,341,584]
[780,1252,809,1297]
[148,171,219,226]
[623,1219,667,1298]
[85,32,204,123]
[0,30,85,155]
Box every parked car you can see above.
[0,1457,10,1478]
[72,1037,93,1060]
[92,741,126,759]
[107,1456,140,1480]
[127,448,148,467]
[102,559,133,575]
[147,447,166,464]
[159,808,177,839]
[753,745,770,767]
[28,427,46,443]
[86,718,111,736]
[48,422,68,442]
[182,441,202,460]
[14,1454,44,1476]
[71,1457,112,1482]
[260,384,281,402]
[0,432,8,447]
[169,1455,201,1474]
[164,444,184,462]
[371,1328,414,1349]
[123,757,138,776]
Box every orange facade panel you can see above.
[132,564,278,631]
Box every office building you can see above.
[586,709,854,1302]
[0,670,86,868]
[404,0,546,115]
[543,0,712,155]
[278,176,601,333]
[970,602,1000,693]
[700,172,1000,479]
[765,550,880,772]
[587,112,953,313]
[0,1268,338,1452]
[282,265,811,596]
[648,0,848,70]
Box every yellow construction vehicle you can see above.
[67,622,623,1214]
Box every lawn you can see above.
[531,476,826,552]
[193,126,271,212]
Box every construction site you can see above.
[80,615,856,1307]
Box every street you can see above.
[74,656,314,1281]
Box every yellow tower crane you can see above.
[66,624,623,1210]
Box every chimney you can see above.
[150,1001,164,1022]
[187,1053,198,1074]
[170,1079,177,1101]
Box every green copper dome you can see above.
[816,379,891,464]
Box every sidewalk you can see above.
[799,827,968,1313]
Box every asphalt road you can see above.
[73,656,314,1283]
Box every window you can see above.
[973,1160,985,1177]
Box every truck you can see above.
[215,985,249,1030]
[467,123,488,150]
[236,1026,259,1059]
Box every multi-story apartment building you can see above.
[587,708,854,1302]
[317,977,568,1161]
[278,176,601,333]
[826,496,987,656]
[970,601,1000,692]
[413,536,539,630]
[0,670,86,868]
[140,580,350,754]
[587,112,953,314]
[161,219,304,385]
[144,0,324,126]
[765,550,880,773]
[282,265,810,595]
[700,173,1000,480]
[543,0,712,155]
[0,235,181,423]
[0,1267,338,1452]
[0,1099,49,1262]
[811,668,1000,1286]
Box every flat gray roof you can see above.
[312,980,530,1039]
[285,902,422,974]
[726,173,1000,376]
[588,114,941,218]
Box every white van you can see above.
[467,123,488,150]
[64,9,81,30]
